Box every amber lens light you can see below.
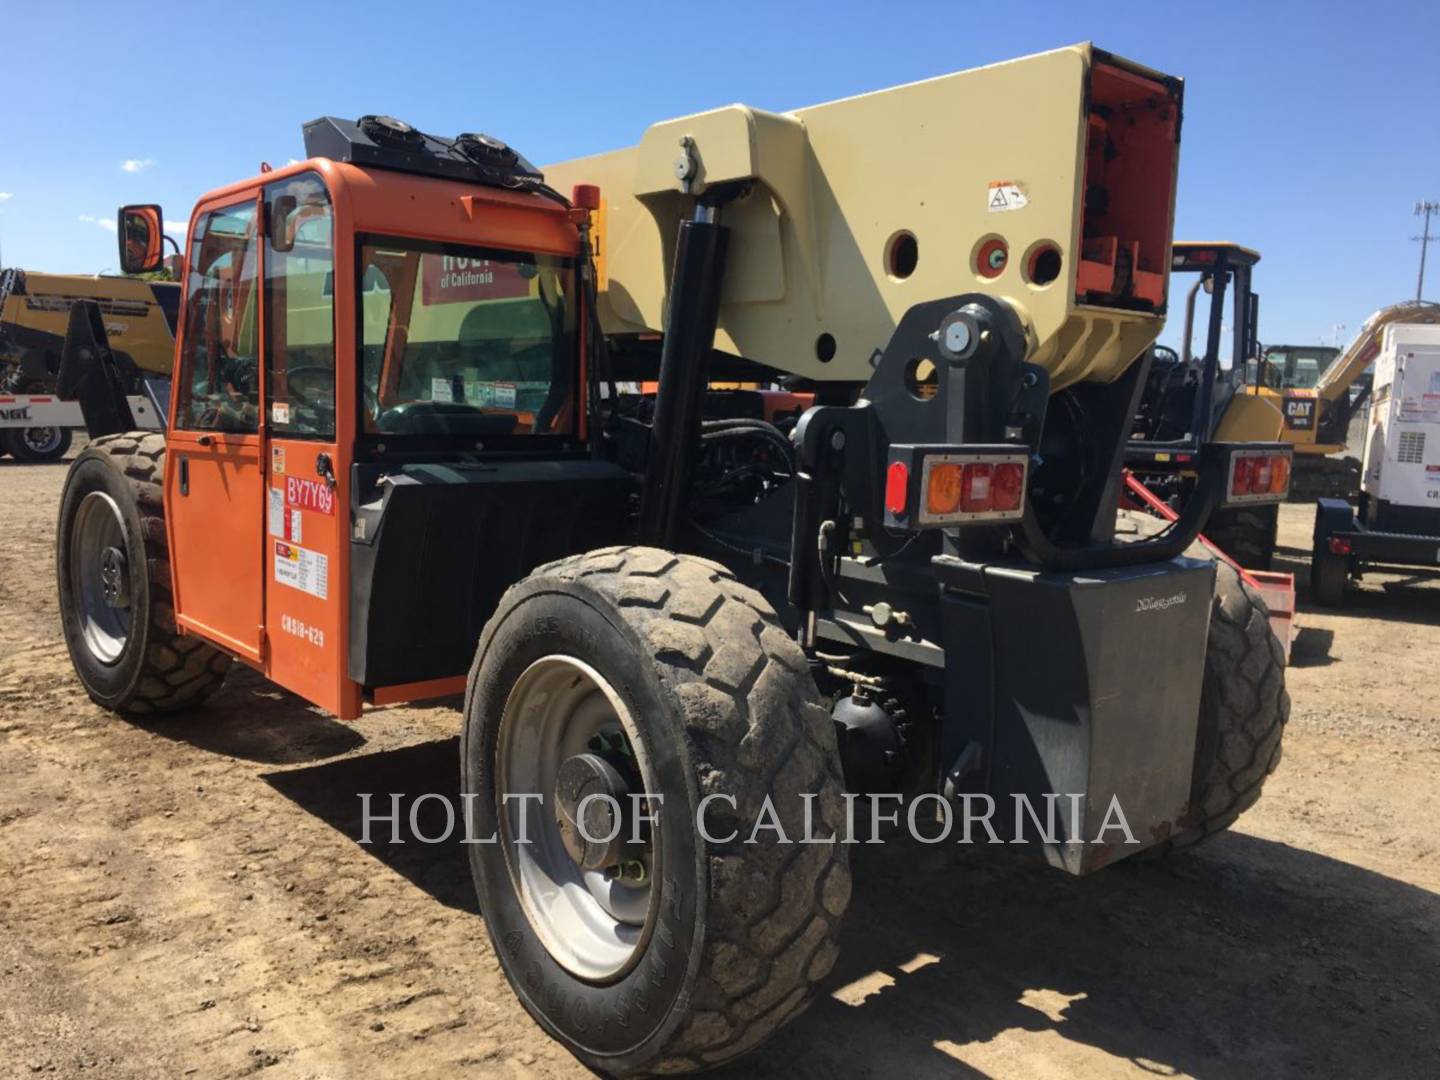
[885,460,910,515]
[1270,454,1291,494]
[927,463,964,515]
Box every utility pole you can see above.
[1416,200,1440,301]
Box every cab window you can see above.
[264,174,336,439]
[177,201,260,432]
[358,240,576,438]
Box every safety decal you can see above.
[987,181,1028,212]
[274,541,328,600]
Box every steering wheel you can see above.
[286,365,389,432]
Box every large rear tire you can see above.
[56,432,232,714]
[1116,511,1290,859]
[462,546,850,1076]
[1148,555,1290,858]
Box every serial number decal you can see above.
[286,475,335,515]
[280,614,325,648]
[274,541,329,599]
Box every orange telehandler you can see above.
[54,48,1290,1075]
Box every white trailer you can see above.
[1311,323,1440,604]
[0,392,164,462]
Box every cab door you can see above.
[259,173,355,716]
[167,198,266,662]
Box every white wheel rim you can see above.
[495,654,659,982]
[70,491,132,665]
[22,427,62,455]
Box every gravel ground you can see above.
[1,444,1437,1079]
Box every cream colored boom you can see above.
[545,43,1182,391]
[1314,300,1440,405]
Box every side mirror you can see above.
[269,194,298,253]
[118,204,165,274]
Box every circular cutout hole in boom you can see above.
[1025,242,1063,287]
[904,357,939,400]
[885,231,919,280]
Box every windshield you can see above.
[1262,347,1337,390]
[358,240,577,438]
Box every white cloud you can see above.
[0,192,13,202]
[164,220,188,235]
[79,214,118,232]
[120,158,154,173]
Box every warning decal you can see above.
[274,541,328,600]
[987,181,1028,213]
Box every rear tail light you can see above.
[960,463,992,513]
[885,460,910,515]
[884,447,1029,528]
[1328,535,1353,556]
[1226,449,1292,504]
[992,463,1024,511]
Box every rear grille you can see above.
[1398,430,1425,465]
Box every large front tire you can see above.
[462,547,850,1076]
[56,432,232,714]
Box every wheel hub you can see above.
[99,546,130,608]
[555,751,633,869]
[496,654,659,981]
[22,426,61,454]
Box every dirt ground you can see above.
[2,444,1437,1080]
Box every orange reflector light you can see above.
[571,183,602,211]
[885,460,910,515]
[1270,454,1291,494]
[926,462,964,515]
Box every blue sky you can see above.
[1,0,1436,348]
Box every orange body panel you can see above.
[164,158,580,721]
[166,431,266,662]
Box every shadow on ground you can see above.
[129,667,366,765]
[263,735,476,913]
[259,733,1440,1079]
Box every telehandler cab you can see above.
[56,46,1289,1076]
